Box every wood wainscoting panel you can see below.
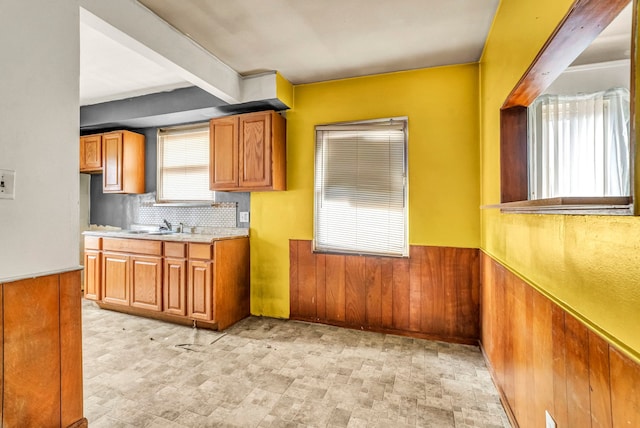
[325,254,346,323]
[480,252,640,428]
[408,246,422,332]
[610,346,640,427]
[0,270,86,428]
[297,241,318,320]
[564,314,592,427]
[551,305,569,428]
[391,257,410,331]
[3,274,62,426]
[289,240,299,317]
[290,241,480,343]
[365,257,382,327]
[345,256,366,326]
[588,331,613,428]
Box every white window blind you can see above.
[157,123,215,202]
[528,88,630,199]
[314,119,408,257]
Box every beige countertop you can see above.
[83,227,249,244]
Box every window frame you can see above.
[313,117,409,258]
[156,122,216,205]
[494,0,636,215]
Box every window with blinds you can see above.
[314,119,408,257]
[157,123,215,202]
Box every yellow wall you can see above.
[276,72,294,109]
[480,0,640,361]
[251,64,481,318]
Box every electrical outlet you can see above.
[239,211,250,223]
[545,411,556,428]
[0,169,16,200]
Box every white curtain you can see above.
[528,87,630,199]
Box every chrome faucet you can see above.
[161,219,172,231]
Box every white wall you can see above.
[0,0,80,280]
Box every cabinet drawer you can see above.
[103,238,162,256]
[165,242,187,258]
[189,243,213,260]
[85,236,102,250]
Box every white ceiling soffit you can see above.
[138,0,500,84]
[79,0,280,106]
[80,22,192,106]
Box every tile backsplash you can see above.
[135,193,237,228]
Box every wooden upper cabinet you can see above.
[102,130,145,194]
[80,134,102,173]
[209,110,286,191]
[240,111,272,188]
[210,116,239,190]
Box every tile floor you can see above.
[82,299,511,427]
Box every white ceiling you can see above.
[137,0,500,84]
[573,2,632,66]
[80,21,191,106]
[80,0,500,105]
[79,0,632,107]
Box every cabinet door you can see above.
[102,252,129,306]
[188,260,213,321]
[83,250,101,301]
[102,132,123,192]
[80,135,102,172]
[210,116,239,190]
[164,258,186,316]
[131,255,162,311]
[239,111,272,188]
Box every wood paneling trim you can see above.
[500,106,528,203]
[345,256,366,326]
[610,346,640,427]
[290,241,480,343]
[564,314,592,427]
[480,252,640,428]
[60,271,84,427]
[588,331,613,428]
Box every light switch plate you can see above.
[239,211,250,223]
[0,169,16,200]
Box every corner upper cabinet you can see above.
[209,110,286,191]
[80,134,102,173]
[102,130,145,194]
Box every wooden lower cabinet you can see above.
[164,258,187,316]
[83,249,101,301]
[102,252,129,306]
[131,255,162,311]
[188,259,213,321]
[85,236,249,330]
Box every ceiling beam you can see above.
[79,0,278,105]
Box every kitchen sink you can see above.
[120,229,175,235]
